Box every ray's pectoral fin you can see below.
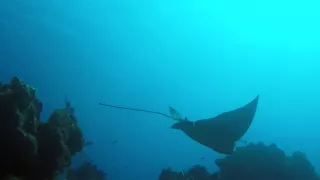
[226,94,259,141]
[172,120,236,154]
[170,95,259,155]
[212,141,236,155]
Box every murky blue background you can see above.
[1,0,320,179]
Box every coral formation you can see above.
[159,142,320,180]
[0,77,85,180]
[66,161,107,180]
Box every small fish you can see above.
[111,140,118,145]
[64,96,75,115]
[85,141,93,146]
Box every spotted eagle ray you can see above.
[99,95,259,154]
[170,95,259,154]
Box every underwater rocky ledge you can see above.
[0,77,318,180]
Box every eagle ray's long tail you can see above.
[98,103,176,120]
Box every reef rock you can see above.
[215,142,319,180]
[159,142,319,180]
[0,77,85,180]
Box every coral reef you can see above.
[159,142,320,180]
[66,161,107,180]
[0,77,85,180]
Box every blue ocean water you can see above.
[1,0,320,179]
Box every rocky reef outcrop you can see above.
[159,142,320,180]
[0,77,85,180]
